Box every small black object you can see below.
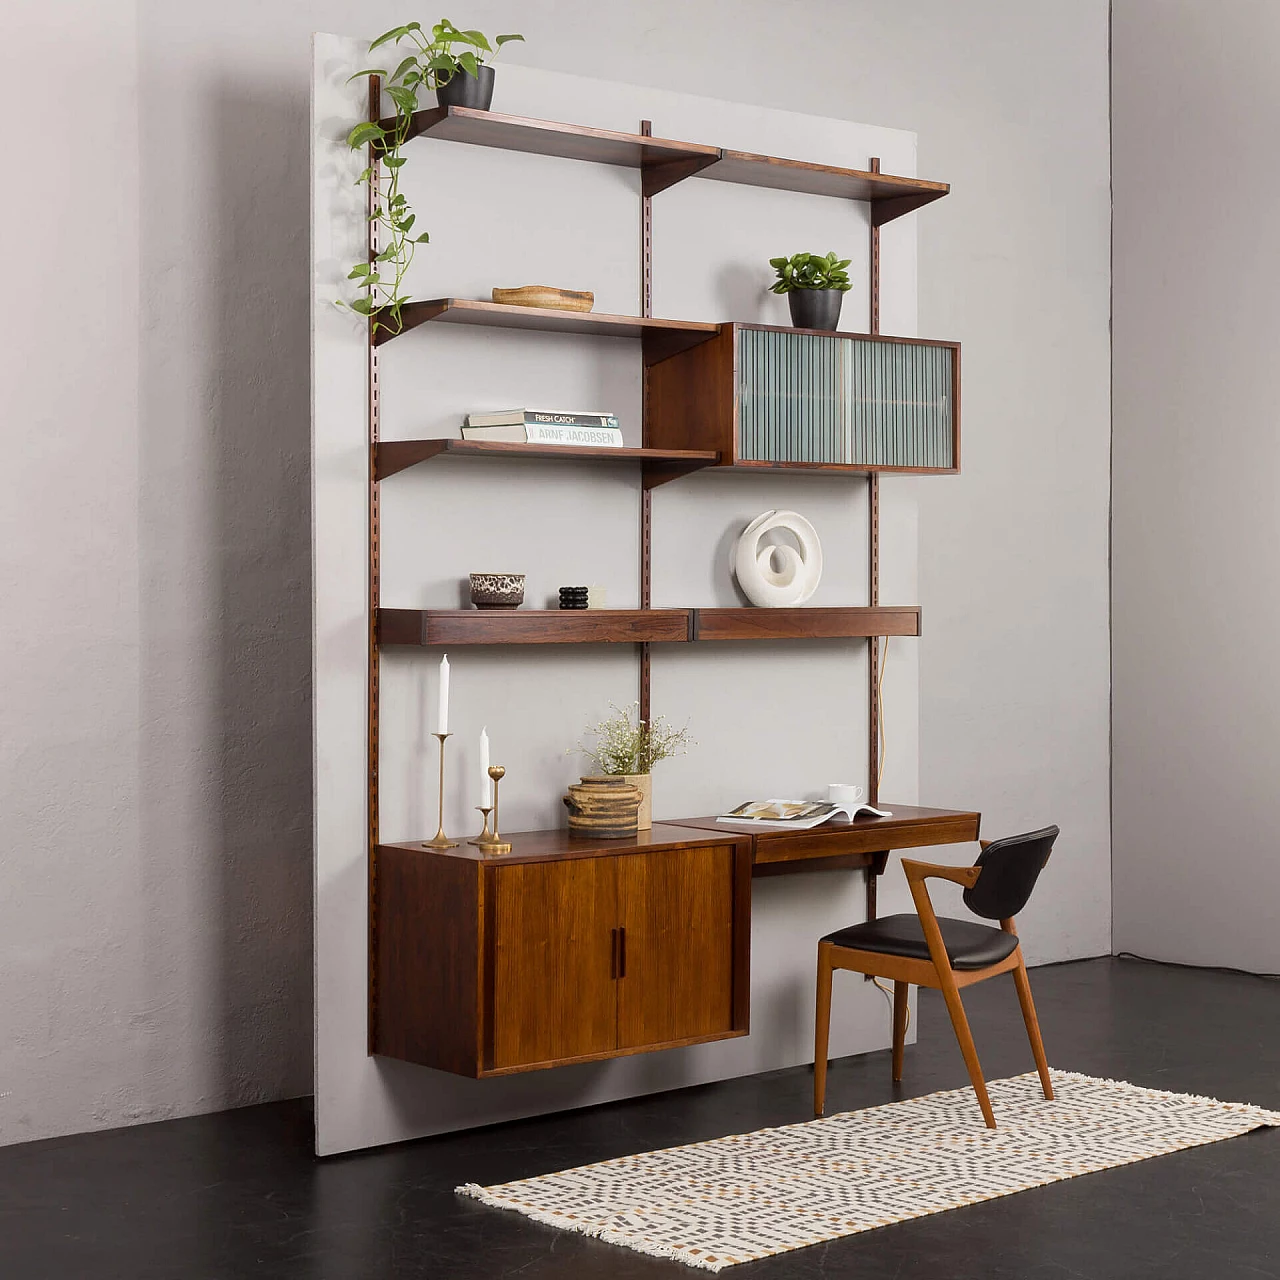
[788,288,843,332]
[436,64,496,111]
[559,585,589,611]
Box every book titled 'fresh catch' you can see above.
[463,408,623,446]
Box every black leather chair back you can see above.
[962,825,1059,921]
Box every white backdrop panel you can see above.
[314,36,923,1156]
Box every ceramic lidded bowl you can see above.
[469,572,525,609]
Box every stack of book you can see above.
[462,409,623,447]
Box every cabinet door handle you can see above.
[618,926,627,979]
[610,927,618,979]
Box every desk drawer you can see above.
[752,813,981,866]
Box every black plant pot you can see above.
[436,64,496,111]
[788,288,844,332]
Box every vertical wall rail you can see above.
[366,78,382,1054]
[866,157,883,929]
[867,157,882,809]
[639,120,654,723]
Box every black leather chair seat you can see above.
[823,913,1019,970]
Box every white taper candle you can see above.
[436,653,450,735]
[479,725,491,807]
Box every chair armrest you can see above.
[901,858,981,889]
[979,839,992,852]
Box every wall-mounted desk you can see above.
[661,805,981,917]
[374,806,979,1078]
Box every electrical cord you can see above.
[870,975,909,1034]
[1115,951,1279,981]
[871,635,906,1029]
[876,635,890,791]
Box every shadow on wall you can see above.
[138,74,314,1114]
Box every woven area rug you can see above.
[457,1071,1280,1271]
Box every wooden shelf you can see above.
[375,438,719,483]
[379,608,693,647]
[379,606,920,647]
[380,107,948,223]
[376,297,721,361]
[382,106,722,195]
[693,606,920,642]
[700,151,949,225]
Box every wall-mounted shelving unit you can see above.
[361,83,959,1075]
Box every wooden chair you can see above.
[813,825,1059,1129]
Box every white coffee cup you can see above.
[827,783,866,805]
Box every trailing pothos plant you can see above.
[342,20,524,336]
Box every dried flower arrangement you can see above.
[572,702,693,776]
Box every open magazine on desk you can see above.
[716,799,893,829]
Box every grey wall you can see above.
[1112,0,1280,973]
[1,0,1111,1148]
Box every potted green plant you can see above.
[341,19,523,336]
[769,250,853,331]
[360,19,524,114]
[571,702,693,831]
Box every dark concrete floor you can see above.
[2,957,1277,1279]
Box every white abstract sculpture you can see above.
[732,510,823,607]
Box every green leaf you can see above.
[347,120,386,149]
[495,33,524,46]
[354,166,373,182]
[375,245,397,261]
[349,296,376,315]
[385,84,417,113]
[456,51,480,78]
[459,29,492,51]
[368,25,409,51]
[405,21,422,31]
[383,154,406,169]
[398,213,415,233]
[347,263,370,278]
[390,192,407,207]
[389,55,418,83]
[416,232,431,242]
[346,67,388,83]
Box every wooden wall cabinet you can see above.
[375,830,751,1076]
[646,323,960,474]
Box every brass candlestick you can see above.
[470,765,512,854]
[420,732,460,850]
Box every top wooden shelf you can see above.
[700,150,949,226]
[378,106,948,220]
[385,106,720,195]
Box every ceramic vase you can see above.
[623,773,652,830]
[563,776,642,839]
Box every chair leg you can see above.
[891,981,908,1083]
[814,944,834,1118]
[937,974,996,1128]
[1012,957,1054,1100]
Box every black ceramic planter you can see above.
[788,288,844,331]
[436,64,496,111]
